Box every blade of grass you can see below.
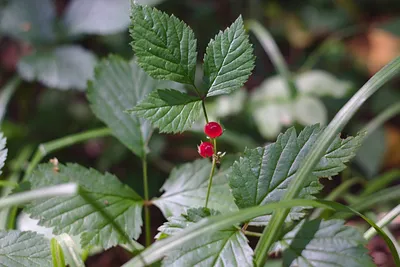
[121,199,399,267]
[0,76,21,124]
[51,238,66,267]
[254,56,400,266]
[360,169,400,197]
[362,101,400,138]
[247,20,298,98]
[364,204,400,240]
[55,234,85,267]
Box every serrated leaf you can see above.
[228,125,364,224]
[25,163,143,249]
[0,133,7,175]
[63,0,130,36]
[158,208,253,267]
[0,0,55,44]
[128,89,202,133]
[153,159,237,218]
[203,16,254,97]
[0,230,52,267]
[273,219,374,267]
[130,4,197,85]
[17,45,97,90]
[88,55,162,157]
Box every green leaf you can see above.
[228,125,364,223]
[128,89,202,133]
[153,159,237,218]
[63,0,130,36]
[51,238,66,267]
[204,16,254,97]
[25,163,143,249]
[0,0,55,44]
[272,219,374,267]
[122,199,398,267]
[88,55,162,157]
[54,234,85,267]
[17,45,97,90]
[130,4,197,85]
[157,208,253,267]
[0,230,52,267]
[0,133,7,175]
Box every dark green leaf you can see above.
[88,55,161,157]
[25,163,143,249]
[128,89,202,133]
[158,208,253,267]
[0,0,55,44]
[17,45,97,90]
[0,133,7,175]
[130,4,197,85]
[273,219,374,267]
[0,230,52,267]
[228,125,364,223]
[153,159,237,218]
[63,0,130,36]
[203,16,254,97]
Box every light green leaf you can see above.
[63,0,130,36]
[293,96,327,126]
[204,16,254,97]
[25,163,143,249]
[88,55,161,157]
[0,0,55,44]
[153,159,237,218]
[54,234,85,267]
[158,208,253,267]
[17,45,97,90]
[0,230,52,267]
[130,4,197,85]
[228,125,364,223]
[51,238,65,267]
[0,133,7,175]
[128,89,202,133]
[273,219,374,267]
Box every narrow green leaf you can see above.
[153,159,237,218]
[122,199,398,267]
[204,16,255,97]
[0,133,7,175]
[0,230,52,267]
[128,89,202,133]
[130,4,197,85]
[25,163,143,249]
[55,234,85,267]
[17,45,97,90]
[272,219,374,267]
[51,238,66,267]
[157,208,253,267]
[88,56,159,157]
[228,125,364,224]
[0,76,21,124]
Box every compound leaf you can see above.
[25,163,143,249]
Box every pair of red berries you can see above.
[198,122,223,158]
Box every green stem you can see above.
[204,156,217,208]
[142,157,151,247]
[244,230,262,237]
[254,56,400,266]
[0,75,21,124]
[362,102,400,138]
[23,127,111,181]
[247,20,298,99]
[364,204,400,240]
[202,100,209,123]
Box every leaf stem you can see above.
[142,156,151,247]
[254,56,400,266]
[204,155,217,208]
[23,127,111,181]
[202,100,209,123]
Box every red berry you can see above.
[204,122,223,138]
[198,141,214,158]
